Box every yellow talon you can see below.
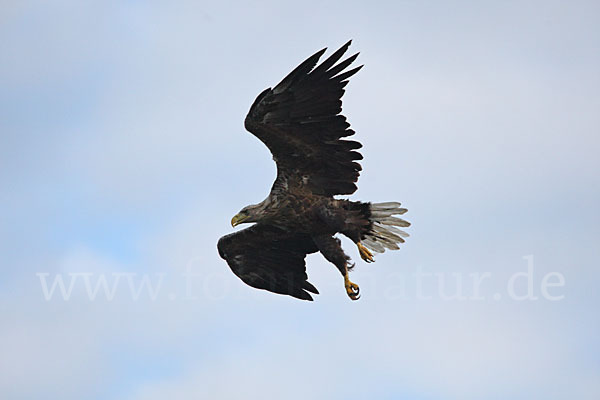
[344,274,360,300]
[357,242,374,263]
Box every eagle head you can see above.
[231,204,262,227]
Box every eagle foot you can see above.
[344,274,360,300]
[357,242,374,263]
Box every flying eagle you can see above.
[217,41,410,301]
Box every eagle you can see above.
[217,41,410,301]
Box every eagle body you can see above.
[217,41,410,301]
[250,188,370,240]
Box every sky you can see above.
[1,0,599,399]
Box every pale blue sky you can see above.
[1,1,599,399]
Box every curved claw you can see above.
[357,242,375,263]
[345,279,361,301]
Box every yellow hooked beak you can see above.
[231,213,249,227]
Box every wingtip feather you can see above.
[303,281,319,294]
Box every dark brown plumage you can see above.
[218,41,410,301]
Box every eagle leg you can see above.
[312,234,361,301]
[357,242,374,263]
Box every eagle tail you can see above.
[362,202,410,254]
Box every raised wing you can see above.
[244,40,364,197]
[217,224,319,300]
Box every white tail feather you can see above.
[363,202,410,254]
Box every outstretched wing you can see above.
[217,224,320,301]
[245,40,364,197]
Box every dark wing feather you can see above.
[245,40,364,196]
[217,224,319,301]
